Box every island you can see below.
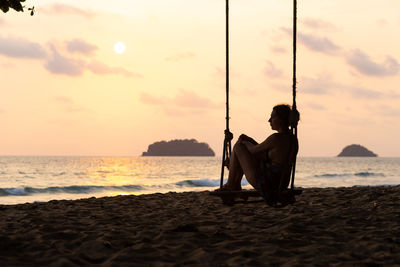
[142,139,215,156]
[337,144,377,157]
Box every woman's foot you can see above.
[217,183,242,191]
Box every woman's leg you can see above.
[224,142,244,190]
[233,142,260,189]
[225,141,260,190]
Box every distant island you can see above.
[337,144,377,157]
[142,139,215,156]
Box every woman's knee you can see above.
[233,141,246,153]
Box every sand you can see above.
[0,186,399,266]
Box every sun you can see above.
[114,42,126,54]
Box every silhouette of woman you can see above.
[222,104,299,194]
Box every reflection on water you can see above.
[80,157,220,189]
[84,157,149,186]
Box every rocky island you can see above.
[142,139,215,156]
[337,144,377,157]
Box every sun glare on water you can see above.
[114,42,126,54]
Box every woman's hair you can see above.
[273,104,299,129]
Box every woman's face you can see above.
[268,110,281,131]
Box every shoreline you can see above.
[1,186,399,265]
[1,184,399,206]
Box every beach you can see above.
[0,186,399,266]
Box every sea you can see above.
[0,156,399,205]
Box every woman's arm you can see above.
[239,134,258,145]
[245,133,277,155]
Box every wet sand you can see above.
[0,186,399,266]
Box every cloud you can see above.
[140,90,222,114]
[301,74,337,95]
[44,46,142,77]
[306,103,327,110]
[281,28,341,55]
[0,36,47,59]
[280,27,399,78]
[347,87,384,99]
[377,105,400,117]
[298,32,341,54]
[66,39,98,55]
[165,52,195,62]
[298,73,398,100]
[301,18,336,31]
[264,61,284,78]
[40,4,96,18]
[53,96,89,113]
[86,61,143,78]
[387,90,400,98]
[172,90,222,109]
[280,28,398,77]
[346,86,399,99]
[44,46,85,76]
[346,49,399,76]
[1,62,15,68]
[270,45,287,54]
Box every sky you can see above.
[1,0,399,157]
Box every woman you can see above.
[222,104,299,200]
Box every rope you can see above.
[292,0,297,112]
[220,0,299,190]
[226,0,230,133]
[290,0,298,190]
[220,0,232,188]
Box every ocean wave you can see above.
[354,172,385,177]
[314,172,385,178]
[315,173,348,178]
[74,172,87,176]
[97,170,113,174]
[176,178,220,187]
[52,172,66,176]
[0,185,143,197]
[176,178,250,187]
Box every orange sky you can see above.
[1,0,400,156]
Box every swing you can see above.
[211,0,302,206]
